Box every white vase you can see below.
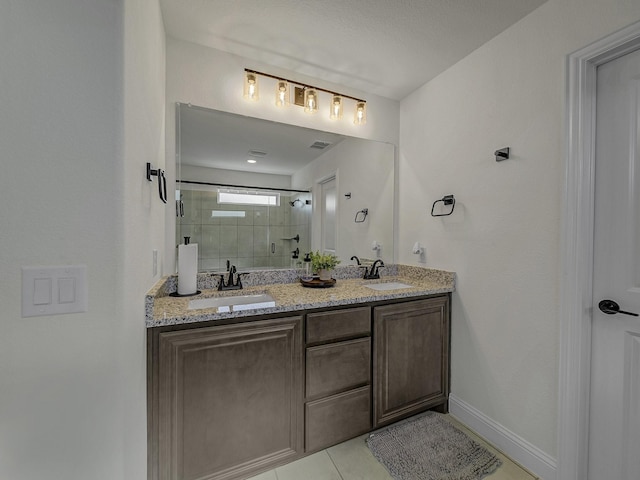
[318,269,332,281]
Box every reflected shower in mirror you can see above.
[177,185,311,270]
[176,103,395,271]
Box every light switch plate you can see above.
[22,265,88,317]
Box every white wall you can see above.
[122,0,166,478]
[292,138,395,264]
[0,1,165,479]
[11,2,638,477]
[165,37,401,272]
[399,0,640,463]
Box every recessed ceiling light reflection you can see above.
[247,159,257,164]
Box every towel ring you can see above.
[355,208,369,223]
[431,195,455,217]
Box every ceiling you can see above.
[160,0,547,100]
[179,106,348,175]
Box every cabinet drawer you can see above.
[306,338,371,399]
[306,306,371,343]
[305,386,371,452]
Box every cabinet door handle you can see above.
[271,242,276,254]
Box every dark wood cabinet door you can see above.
[157,316,303,480]
[373,296,450,428]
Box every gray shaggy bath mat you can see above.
[366,412,502,480]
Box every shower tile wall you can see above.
[178,190,311,271]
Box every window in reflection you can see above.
[211,210,246,218]
[217,189,280,206]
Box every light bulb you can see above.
[330,94,343,120]
[354,101,367,125]
[304,88,318,114]
[275,80,289,107]
[243,72,259,101]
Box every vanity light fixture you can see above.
[243,68,367,124]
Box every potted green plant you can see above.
[310,250,341,280]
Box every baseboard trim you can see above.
[448,394,557,480]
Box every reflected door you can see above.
[320,176,337,254]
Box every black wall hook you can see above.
[147,163,167,203]
[495,147,510,162]
[431,195,455,217]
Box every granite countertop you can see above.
[146,265,455,328]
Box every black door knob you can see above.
[598,299,639,317]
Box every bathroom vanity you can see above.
[146,266,453,480]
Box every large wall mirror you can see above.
[176,103,395,271]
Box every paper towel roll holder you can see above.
[170,290,201,297]
[171,236,201,297]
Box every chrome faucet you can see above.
[218,265,243,291]
[363,259,384,279]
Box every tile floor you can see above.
[248,415,539,480]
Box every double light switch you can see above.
[22,265,87,317]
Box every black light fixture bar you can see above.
[244,68,366,104]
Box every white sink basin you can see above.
[188,294,276,313]
[364,282,414,291]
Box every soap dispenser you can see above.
[301,253,313,281]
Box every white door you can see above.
[590,46,640,480]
